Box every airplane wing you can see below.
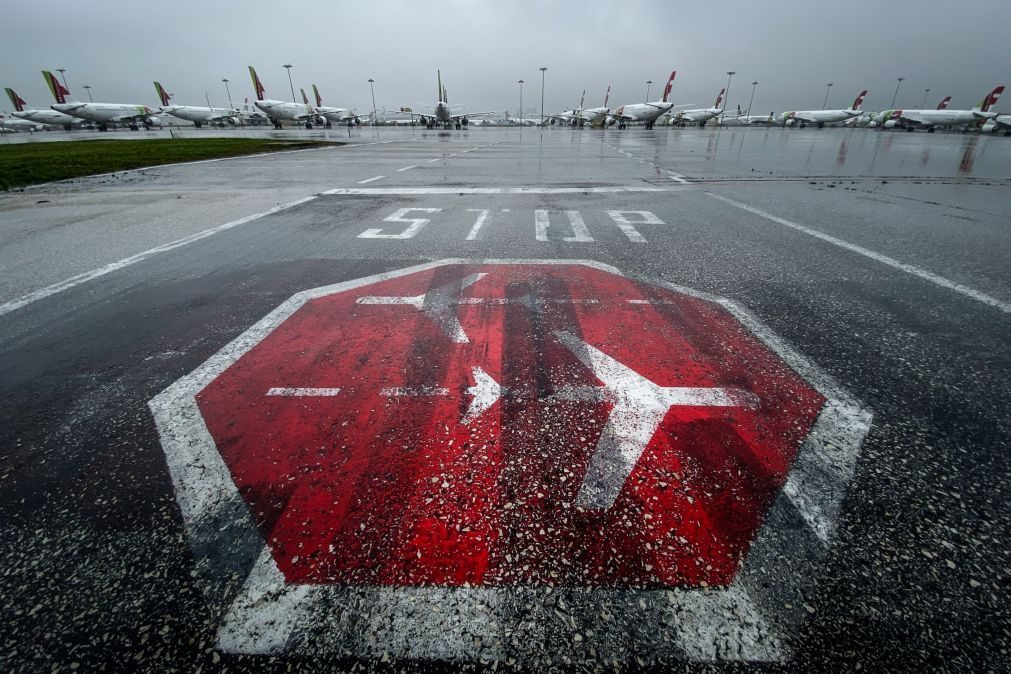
[450,111,495,120]
[109,113,156,123]
[895,112,931,127]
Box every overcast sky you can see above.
[3,1,1009,116]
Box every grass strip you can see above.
[0,138,338,190]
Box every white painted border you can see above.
[149,259,871,665]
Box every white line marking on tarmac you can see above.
[707,193,1011,314]
[425,158,440,163]
[465,209,491,240]
[668,172,690,184]
[324,186,675,195]
[396,165,417,172]
[357,175,385,184]
[267,388,341,397]
[0,195,319,317]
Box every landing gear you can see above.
[817,121,825,128]
[194,121,203,129]
[305,121,313,129]
[906,126,915,132]
[325,122,332,128]
[927,127,935,133]
[129,123,140,131]
[273,120,283,130]
[98,123,108,132]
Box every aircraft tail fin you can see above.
[300,88,309,106]
[312,84,322,108]
[851,90,868,110]
[438,70,443,102]
[662,71,676,103]
[603,85,610,108]
[937,96,951,110]
[579,90,585,110]
[5,88,26,112]
[248,66,266,101]
[41,70,71,104]
[715,87,725,109]
[153,81,172,107]
[980,85,1004,112]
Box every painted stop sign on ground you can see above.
[152,259,870,662]
[196,262,822,588]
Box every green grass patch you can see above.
[0,138,339,190]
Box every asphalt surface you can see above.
[1,127,1009,672]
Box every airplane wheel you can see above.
[817,122,825,128]
[195,122,202,129]
[927,127,935,133]
[906,127,915,132]
[306,123,313,129]
[325,122,332,128]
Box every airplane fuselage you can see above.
[253,99,314,122]
[0,116,41,131]
[613,101,674,125]
[883,108,996,129]
[52,102,157,124]
[782,109,862,125]
[678,107,722,125]
[315,105,352,122]
[12,108,82,127]
[161,105,238,124]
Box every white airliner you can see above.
[248,66,319,129]
[549,90,588,126]
[780,89,868,127]
[0,113,42,132]
[407,71,494,129]
[877,85,1003,132]
[609,71,685,129]
[6,87,83,129]
[675,88,725,127]
[982,113,1010,135]
[860,96,949,127]
[579,86,612,127]
[309,84,353,126]
[153,82,238,128]
[42,70,160,131]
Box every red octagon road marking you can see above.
[195,263,823,589]
[151,260,871,663]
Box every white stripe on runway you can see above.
[396,165,418,172]
[0,195,320,317]
[324,186,676,195]
[357,175,385,184]
[707,192,1011,314]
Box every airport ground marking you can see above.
[150,258,871,664]
[396,165,417,172]
[465,209,491,240]
[0,195,320,318]
[323,185,675,195]
[357,207,443,240]
[357,175,386,184]
[707,193,1011,315]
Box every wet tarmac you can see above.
[1,127,1009,672]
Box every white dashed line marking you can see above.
[708,193,1011,314]
[357,175,386,184]
[396,165,418,172]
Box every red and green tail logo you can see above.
[248,66,266,101]
[5,88,27,112]
[313,84,323,108]
[153,81,172,107]
[42,70,67,104]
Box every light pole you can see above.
[822,82,833,109]
[82,85,93,103]
[283,64,296,103]
[725,71,736,117]
[645,79,653,102]
[746,81,758,117]
[518,79,524,131]
[368,78,378,137]
[57,68,69,91]
[222,78,233,109]
[539,67,547,127]
[920,88,931,109]
[890,77,905,109]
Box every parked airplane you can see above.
[311,84,354,126]
[548,90,587,126]
[580,86,612,127]
[248,66,318,129]
[608,71,685,129]
[722,110,778,126]
[861,96,949,127]
[42,71,159,131]
[780,89,868,128]
[6,87,83,129]
[877,85,1003,132]
[0,113,42,132]
[408,71,494,129]
[154,82,238,128]
[239,97,270,126]
[675,88,725,127]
